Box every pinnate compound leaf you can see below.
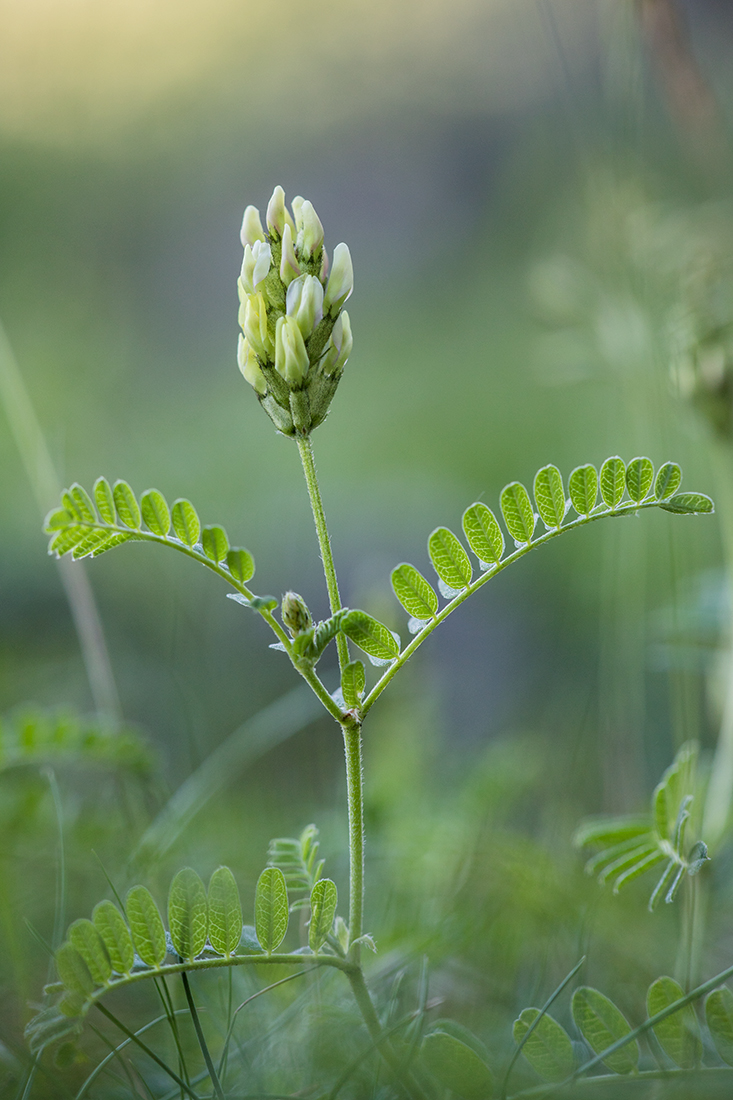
[55,942,94,997]
[421,1031,494,1100]
[654,462,682,501]
[706,988,733,1066]
[140,489,171,536]
[573,816,651,849]
[569,465,598,516]
[68,919,111,986]
[25,1007,82,1055]
[600,456,626,508]
[391,563,438,620]
[208,866,243,957]
[171,498,201,546]
[500,482,535,544]
[571,987,638,1074]
[113,480,141,529]
[126,885,167,967]
[202,525,229,563]
[341,610,399,661]
[462,502,504,566]
[626,457,654,503]
[71,530,117,560]
[659,492,714,515]
[168,868,208,961]
[341,661,366,708]
[534,465,565,529]
[92,900,134,975]
[94,477,115,524]
[50,526,87,556]
[226,547,255,583]
[428,528,473,589]
[69,484,97,524]
[513,1008,574,1082]
[91,532,136,557]
[255,867,288,954]
[309,878,338,952]
[647,976,702,1069]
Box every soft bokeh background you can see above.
[2,0,733,1094]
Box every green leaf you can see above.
[391,563,438,620]
[49,526,87,557]
[513,1008,574,1082]
[55,942,94,998]
[202,525,229,563]
[573,816,651,849]
[600,457,626,508]
[168,868,208,961]
[44,507,74,532]
[647,976,702,1069]
[500,482,535,544]
[92,900,134,976]
[421,1031,494,1100]
[113,480,141,529]
[626,457,654,503]
[569,465,598,516]
[126,885,167,968]
[706,988,733,1066]
[91,532,136,557]
[341,610,400,661]
[654,462,682,501]
[462,502,504,566]
[226,547,255,583]
[533,465,566,530]
[68,484,97,524]
[93,477,115,524]
[140,489,171,536]
[428,527,473,589]
[171,498,201,546]
[25,1006,83,1055]
[571,987,638,1074]
[255,867,288,954]
[659,492,714,515]
[68,919,111,986]
[309,878,338,952]
[341,661,366,708]
[208,866,243,957]
[71,530,117,560]
[612,850,665,892]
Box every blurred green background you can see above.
[2,0,733,1094]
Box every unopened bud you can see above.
[321,310,353,375]
[281,591,313,636]
[240,205,265,248]
[286,274,324,339]
[266,185,295,239]
[279,223,302,286]
[319,247,329,284]
[237,335,267,395]
[240,240,272,295]
[291,195,305,232]
[244,292,274,360]
[275,315,310,386]
[323,243,353,314]
[299,201,324,257]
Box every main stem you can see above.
[297,435,350,672]
[342,720,364,963]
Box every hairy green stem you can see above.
[346,969,428,1100]
[297,435,350,672]
[342,721,365,961]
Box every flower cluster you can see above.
[237,186,353,436]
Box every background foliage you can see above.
[1,0,733,1095]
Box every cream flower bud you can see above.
[237,334,267,395]
[266,185,295,238]
[323,243,353,314]
[291,196,305,232]
[240,240,272,295]
[279,223,302,286]
[240,205,265,248]
[300,201,324,257]
[286,274,324,339]
[275,315,309,386]
[321,310,353,375]
[243,292,274,360]
[281,590,312,636]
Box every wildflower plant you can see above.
[27,187,733,1100]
